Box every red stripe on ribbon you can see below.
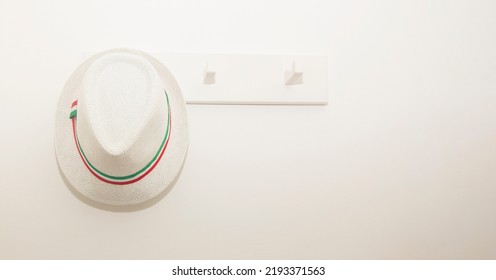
[71,100,78,108]
[71,114,171,185]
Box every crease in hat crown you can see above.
[75,52,169,177]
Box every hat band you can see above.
[69,90,172,185]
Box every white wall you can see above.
[1,0,495,259]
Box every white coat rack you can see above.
[84,53,328,105]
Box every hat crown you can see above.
[76,53,168,176]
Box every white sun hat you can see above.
[55,49,188,205]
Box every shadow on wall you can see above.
[54,149,187,212]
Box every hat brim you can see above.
[54,49,188,205]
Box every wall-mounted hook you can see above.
[203,62,216,85]
[284,61,303,85]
